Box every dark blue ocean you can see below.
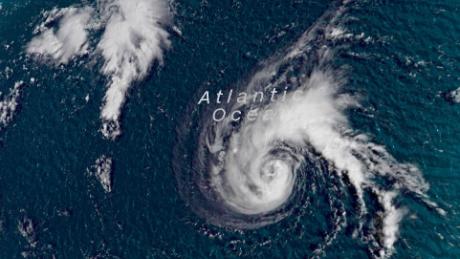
[0,0,459,258]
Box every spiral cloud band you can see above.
[174,1,442,258]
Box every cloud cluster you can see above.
[27,0,173,140]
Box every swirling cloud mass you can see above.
[174,1,442,258]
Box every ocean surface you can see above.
[0,0,459,258]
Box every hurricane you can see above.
[174,1,442,258]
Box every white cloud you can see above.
[27,7,94,64]
[26,0,173,140]
[97,0,172,139]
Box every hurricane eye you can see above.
[261,165,277,180]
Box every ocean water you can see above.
[0,0,459,258]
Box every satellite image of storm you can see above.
[0,0,459,258]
